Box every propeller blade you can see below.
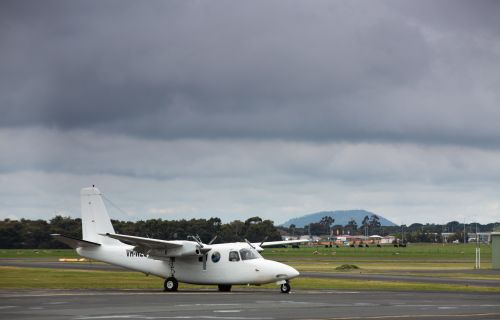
[208,235,218,245]
[244,239,256,249]
[259,236,269,247]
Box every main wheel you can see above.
[280,281,291,294]
[164,277,178,292]
[218,284,232,292]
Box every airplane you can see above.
[53,187,308,293]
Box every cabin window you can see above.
[228,250,240,262]
[211,251,221,263]
[239,248,259,260]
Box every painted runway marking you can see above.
[322,312,500,319]
[175,303,241,307]
[393,305,435,307]
[76,316,273,320]
[213,310,242,313]
[0,305,17,309]
[46,301,68,305]
[75,316,142,319]
[0,291,249,298]
[255,300,325,305]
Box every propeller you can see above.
[259,236,269,247]
[188,234,204,246]
[188,235,212,270]
[202,253,207,270]
[208,235,218,245]
[244,239,256,249]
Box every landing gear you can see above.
[280,280,291,294]
[164,277,178,292]
[218,284,232,292]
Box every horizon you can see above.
[3,208,498,227]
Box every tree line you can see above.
[0,216,281,249]
[1,214,498,248]
[287,214,383,237]
[284,215,498,243]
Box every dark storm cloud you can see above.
[1,0,499,146]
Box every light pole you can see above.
[463,219,466,244]
[475,222,481,269]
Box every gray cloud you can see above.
[1,1,499,146]
[1,127,500,224]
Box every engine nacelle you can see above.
[142,241,204,259]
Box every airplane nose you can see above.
[274,262,300,280]
[288,265,300,278]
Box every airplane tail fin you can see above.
[81,187,122,246]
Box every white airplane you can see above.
[53,187,308,293]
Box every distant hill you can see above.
[280,210,397,228]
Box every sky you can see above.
[1,0,499,225]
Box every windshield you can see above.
[239,248,261,260]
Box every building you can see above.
[467,232,492,243]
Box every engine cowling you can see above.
[143,241,206,259]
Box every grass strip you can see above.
[1,266,499,293]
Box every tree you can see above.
[319,216,335,235]
[245,216,263,226]
[218,221,244,243]
[369,215,381,235]
[446,221,460,233]
[307,222,324,236]
[345,218,358,235]
[244,218,281,242]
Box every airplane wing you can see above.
[51,234,101,249]
[101,233,210,259]
[252,239,310,251]
[102,233,184,249]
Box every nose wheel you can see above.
[280,280,291,293]
[164,277,178,292]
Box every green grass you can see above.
[0,244,497,292]
[262,243,492,261]
[1,266,499,293]
[0,249,78,259]
[261,243,493,276]
[290,277,500,293]
[0,266,165,289]
[0,243,490,261]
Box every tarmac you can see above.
[2,259,500,319]
[2,259,500,287]
[1,288,500,319]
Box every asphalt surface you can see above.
[1,289,500,319]
[2,259,500,287]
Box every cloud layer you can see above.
[1,1,499,224]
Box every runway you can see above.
[2,259,500,287]
[1,289,500,319]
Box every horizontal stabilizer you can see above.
[52,234,101,249]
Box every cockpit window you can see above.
[239,248,260,260]
[228,250,240,262]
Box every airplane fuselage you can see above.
[77,242,299,285]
